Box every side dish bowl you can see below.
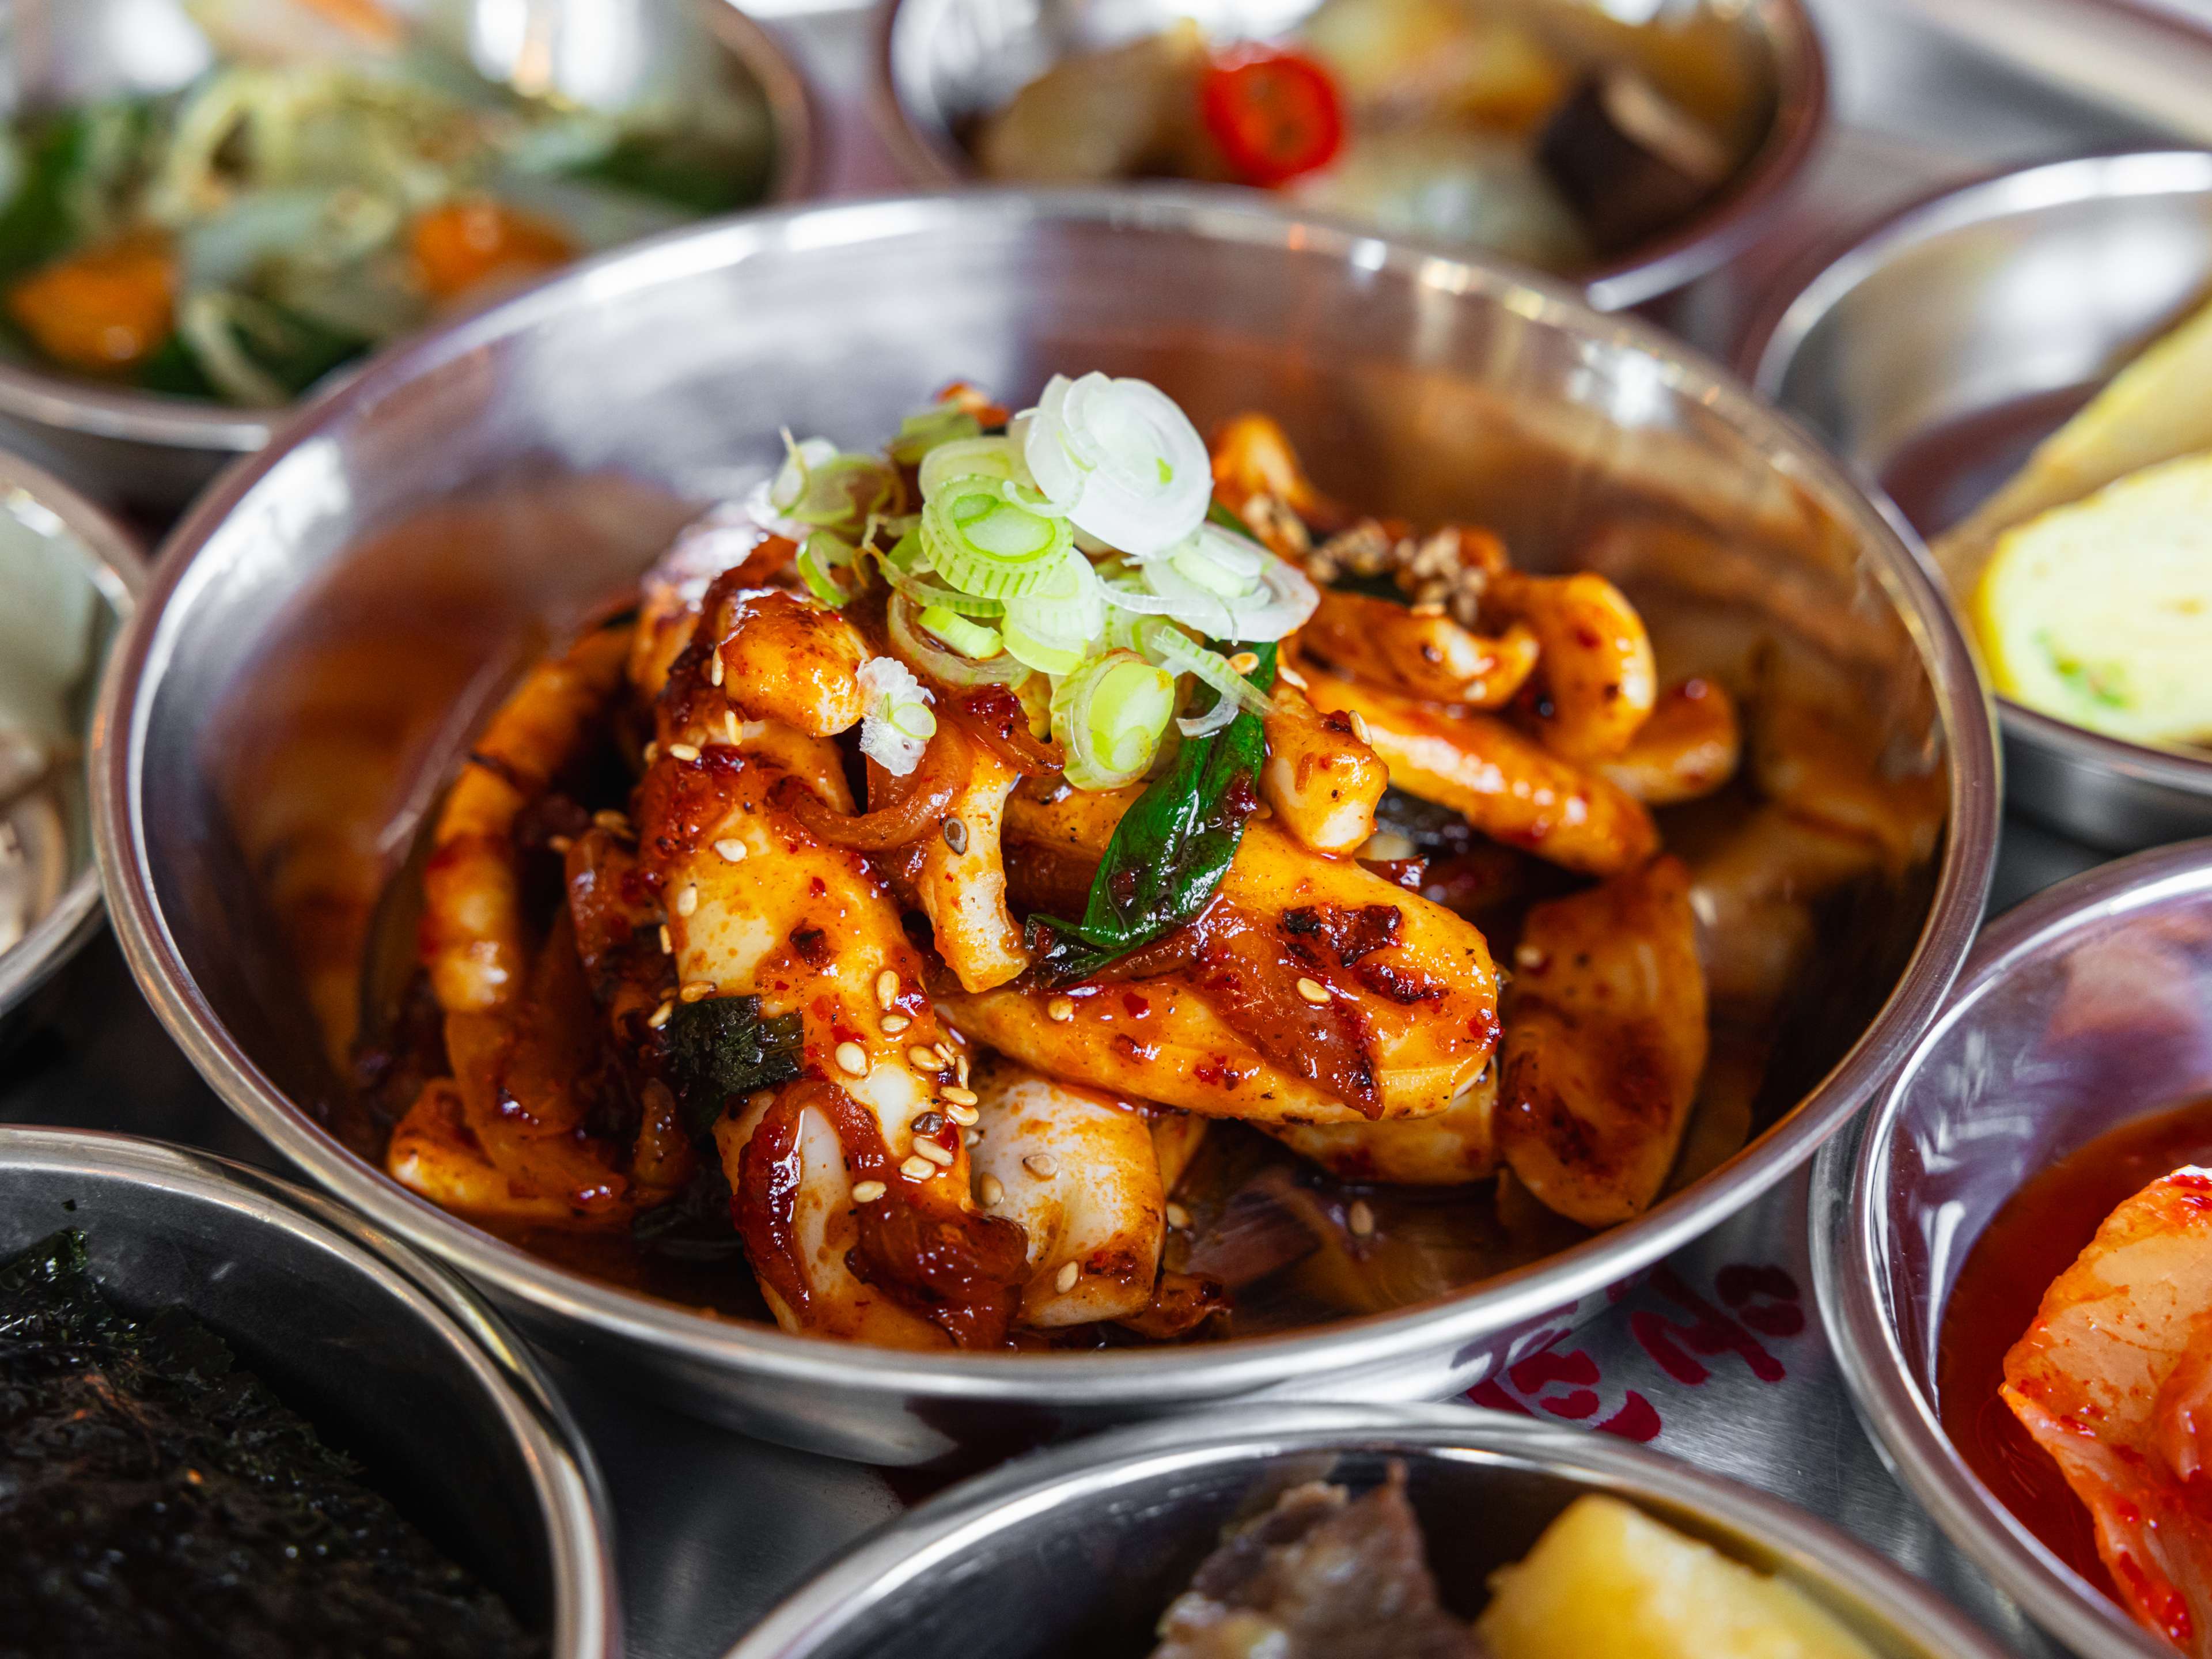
[1813,839,2212,1659]
[96,188,1998,1463]
[874,0,1826,311]
[729,1403,2010,1659]
[0,0,821,514]
[1742,150,2212,851]
[0,447,141,1037]
[0,1125,619,1659]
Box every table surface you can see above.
[5,2,2203,1654]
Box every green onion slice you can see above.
[919,476,1074,600]
[1050,650,1175,790]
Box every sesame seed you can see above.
[881,1013,911,1035]
[1228,650,1259,675]
[942,1085,979,1107]
[675,884,699,917]
[1296,976,1331,1004]
[643,741,660,764]
[667,742,700,762]
[1348,1200,1376,1238]
[593,809,632,835]
[941,816,968,854]
[1023,1153,1058,1178]
[658,923,673,955]
[1514,943,1546,970]
[931,1043,954,1067]
[647,1000,673,1029]
[914,1138,955,1166]
[709,653,725,687]
[714,838,747,862]
[963,1128,980,1146]
[1410,601,1445,618]
[1047,995,1075,1023]
[979,1174,1005,1206]
[1166,1202,1190,1229]
[679,979,716,1003]
[851,1180,887,1203]
[723,711,742,747]
[1277,660,1309,690]
[955,1052,971,1086]
[876,969,899,1009]
[899,1155,935,1181]
[1054,1261,1080,1293]
[945,1101,979,1126]
[910,1046,946,1072]
[1347,711,1372,745]
[547,834,573,854]
[835,1041,869,1077]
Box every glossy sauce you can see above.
[1938,1094,2212,1597]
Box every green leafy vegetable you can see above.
[661,994,805,1135]
[568,132,771,217]
[1031,640,1277,984]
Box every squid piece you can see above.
[1210,411,1337,529]
[1300,669,1657,877]
[1686,804,1884,1014]
[1487,569,1657,763]
[711,587,871,736]
[915,740,1029,991]
[1752,693,1944,876]
[646,577,1025,1347]
[1261,683,1389,855]
[419,623,630,1014]
[1496,855,1707,1227]
[1595,677,1741,805]
[1152,1112,1209,1195]
[2002,1169,2212,1654]
[1298,588,1540,709]
[968,1062,1167,1327]
[1266,1064,1499,1185]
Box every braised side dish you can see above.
[0,1230,539,1658]
[1149,1465,1876,1658]
[357,372,1936,1349]
[0,0,772,404]
[969,0,1765,274]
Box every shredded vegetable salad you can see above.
[0,0,774,405]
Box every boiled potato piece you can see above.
[1478,1495,1877,1659]
[1974,450,2212,747]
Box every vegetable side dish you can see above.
[0,520,100,967]
[968,0,1764,274]
[353,371,1941,1350]
[1942,1096,2212,1656]
[1148,1463,1875,1658]
[1925,293,2212,752]
[0,1229,540,1658]
[0,0,774,406]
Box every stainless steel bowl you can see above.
[0,447,141,1036]
[97,188,1998,1464]
[0,0,821,516]
[873,0,1827,311]
[0,1124,620,1658]
[1815,839,2212,1659]
[730,1403,2010,1659]
[1742,150,2212,852]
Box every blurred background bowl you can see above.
[729,1403,2010,1659]
[0,447,140,1041]
[0,0,821,516]
[97,188,1996,1463]
[874,0,1826,311]
[1743,150,2212,853]
[1814,839,2212,1659]
[0,1124,620,1659]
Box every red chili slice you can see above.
[1199,47,1346,188]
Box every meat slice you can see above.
[1150,1463,1487,1659]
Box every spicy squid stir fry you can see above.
[369,373,1934,1349]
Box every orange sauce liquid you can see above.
[1938,1094,2212,1599]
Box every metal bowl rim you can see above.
[866,0,1828,310]
[1735,147,2212,803]
[95,184,1999,1404]
[0,1122,622,1659]
[0,0,825,459]
[0,448,145,1024]
[725,1400,2013,1659]
[1813,836,2212,1659]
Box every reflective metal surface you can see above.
[0,1124,621,1659]
[1741,151,2212,852]
[1815,839,2212,1659]
[0,450,141,1035]
[873,0,1827,310]
[0,0,821,514]
[96,187,1998,1464]
[729,1404,2012,1659]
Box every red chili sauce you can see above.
[1937,1094,2212,1598]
